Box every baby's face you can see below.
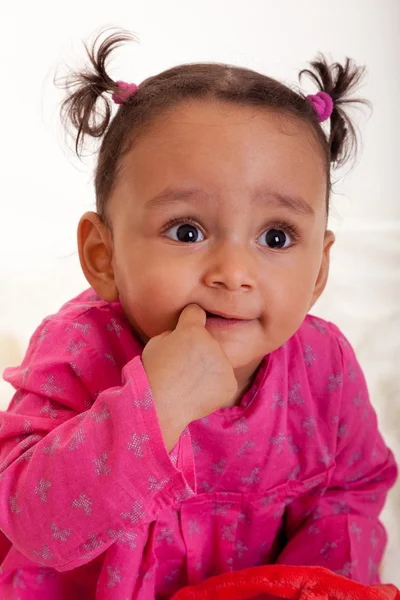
[107,100,333,370]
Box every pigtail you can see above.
[56,27,137,157]
[299,54,370,165]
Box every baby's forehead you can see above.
[115,100,327,210]
[138,98,317,143]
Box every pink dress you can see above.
[0,288,397,599]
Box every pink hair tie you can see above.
[112,80,138,104]
[307,91,334,122]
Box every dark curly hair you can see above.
[57,27,369,224]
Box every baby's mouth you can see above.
[204,310,254,323]
[206,311,237,320]
[204,312,253,329]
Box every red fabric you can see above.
[171,565,400,599]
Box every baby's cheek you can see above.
[127,296,176,340]
[268,292,310,346]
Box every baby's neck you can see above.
[230,363,261,407]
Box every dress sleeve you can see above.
[0,318,195,572]
[276,323,398,584]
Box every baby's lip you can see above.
[205,309,255,321]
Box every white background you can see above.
[0,0,399,584]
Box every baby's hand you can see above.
[141,304,238,451]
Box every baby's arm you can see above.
[0,318,195,571]
[276,324,398,584]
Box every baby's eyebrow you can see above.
[145,186,315,217]
[254,190,315,217]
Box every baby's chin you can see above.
[211,336,266,369]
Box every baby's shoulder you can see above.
[33,288,127,333]
[49,287,123,326]
[3,289,143,398]
[283,314,357,381]
[293,314,352,357]
[20,288,141,366]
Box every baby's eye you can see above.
[164,222,205,243]
[257,228,292,249]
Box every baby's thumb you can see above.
[176,304,206,330]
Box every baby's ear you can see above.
[77,212,118,302]
[309,229,335,309]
